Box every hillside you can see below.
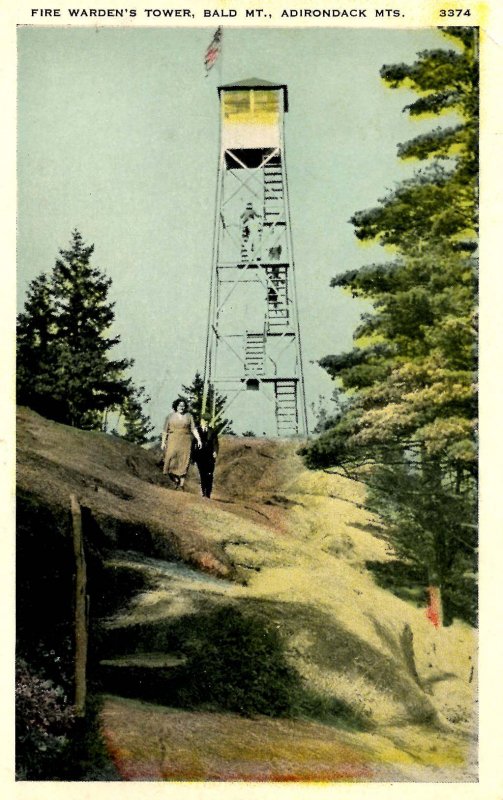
[16,407,477,782]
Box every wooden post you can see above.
[70,494,88,717]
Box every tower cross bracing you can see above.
[203,78,308,437]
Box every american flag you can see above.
[204,26,222,75]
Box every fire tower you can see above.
[203,78,308,437]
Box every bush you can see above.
[16,659,75,780]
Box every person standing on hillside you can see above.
[162,398,201,490]
[192,417,219,499]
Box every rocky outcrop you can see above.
[16,407,477,781]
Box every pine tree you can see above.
[181,371,233,434]
[17,274,60,420]
[302,28,478,626]
[365,457,477,626]
[49,230,133,428]
[121,386,155,445]
[17,230,151,435]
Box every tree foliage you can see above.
[17,230,153,441]
[302,28,478,625]
[16,658,75,780]
[120,386,155,444]
[181,371,233,434]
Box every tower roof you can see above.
[218,78,288,111]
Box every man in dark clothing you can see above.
[192,418,219,498]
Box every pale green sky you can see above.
[17,25,446,435]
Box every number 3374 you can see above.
[439,9,471,15]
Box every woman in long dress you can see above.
[162,398,201,489]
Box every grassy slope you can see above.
[101,696,473,782]
[16,408,477,781]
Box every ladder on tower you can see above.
[244,331,266,377]
[263,161,284,225]
[266,265,289,332]
[274,379,298,436]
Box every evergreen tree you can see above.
[17,274,60,420]
[17,230,151,435]
[302,28,478,625]
[365,457,477,626]
[121,386,155,445]
[181,371,233,434]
